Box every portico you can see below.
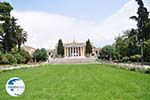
[64,41,85,58]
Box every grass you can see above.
[0,64,150,100]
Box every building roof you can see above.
[21,45,36,55]
[47,49,57,53]
[22,45,36,50]
[64,41,85,47]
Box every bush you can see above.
[0,53,17,64]
[1,54,9,64]
[0,52,31,64]
[19,49,32,63]
[128,67,136,71]
[14,53,25,64]
[0,48,33,64]
[122,56,129,62]
[144,68,150,74]
[130,55,141,62]
[33,48,48,62]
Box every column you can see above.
[78,47,79,57]
[81,47,83,56]
[83,47,85,57]
[64,47,66,57]
[66,47,67,57]
[82,47,84,57]
[71,47,72,57]
[67,47,69,57]
[79,47,81,56]
[67,47,68,57]
[68,47,70,57]
[69,47,71,57]
[80,47,82,56]
[77,47,78,57]
[75,47,76,57]
[65,47,66,57]
[66,47,68,57]
[73,47,75,57]
[76,47,78,57]
[74,47,75,57]
[71,47,73,57]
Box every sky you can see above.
[1,0,150,49]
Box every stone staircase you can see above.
[48,58,99,64]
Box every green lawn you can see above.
[0,64,150,100]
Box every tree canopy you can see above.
[0,2,29,64]
[109,0,150,62]
[33,48,48,62]
[0,2,27,53]
[57,39,64,57]
[85,39,92,55]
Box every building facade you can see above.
[64,41,86,58]
[48,41,100,59]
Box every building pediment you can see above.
[64,41,85,47]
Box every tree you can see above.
[144,40,150,61]
[0,2,14,52]
[0,2,27,53]
[0,2,28,64]
[99,45,116,60]
[130,0,149,41]
[19,49,32,63]
[0,2,13,16]
[124,29,140,56]
[130,0,150,63]
[114,35,129,58]
[85,39,92,56]
[145,21,150,39]
[15,26,27,52]
[33,49,41,62]
[57,39,64,57]
[40,48,48,61]
[33,48,48,62]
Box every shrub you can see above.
[0,48,32,64]
[144,68,150,74]
[135,67,145,72]
[122,56,129,62]
[128,67,136,71]
[14,53,25,64]
[1,54,9,64]
[130,55,141,62]
[0,50,3,61]
[19,49,32,63]
[33,48,48,62]
[0,53,17,64]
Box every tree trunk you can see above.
[18,43,21,52]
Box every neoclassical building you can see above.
[64,41,86,58]
[48,40,100,59]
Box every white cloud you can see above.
[12,0,150,49]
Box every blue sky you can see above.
[1,0,150,49]
[8,0,128,21]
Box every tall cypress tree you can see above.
[85,39,92,55]
[57,39,64,57]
